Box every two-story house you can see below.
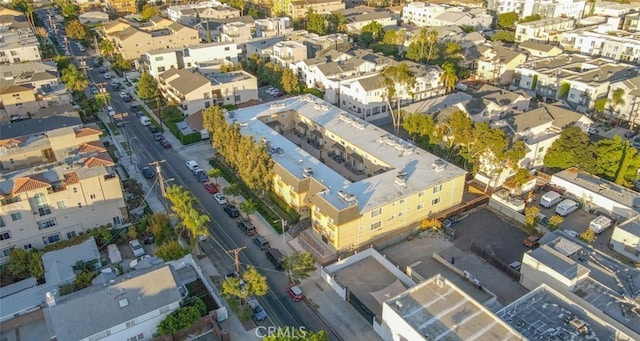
[476,42,528,85]
[433,8,493,31]
[342,8,397,33]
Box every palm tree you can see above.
[440,62,459,94]
[61,65,88,92]
[380,63,416,135]
[183,208,210,252]
[239,199,258,219]
[222,183,242,204]
[165,185,194,218]
[207,168,222,186]
[425,29,438,64]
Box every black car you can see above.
[141,166,155,179]
[149,126,159,133]
[123,96,132,103]
[195,171,208,182]
[223,204,240,218]
[153,133,163,141]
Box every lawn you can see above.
[120,142,130,155]
[106,122,120,135]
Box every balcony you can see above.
[47,185,66,194]
[1,196,21,206]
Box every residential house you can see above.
[518,40,564,58]
[144,42,241,78]
[287,0,345,19]
[286,31,350,58]
[401,2,449,27]
[194,16,255,43]
[44,265,184,341]
[255,17,293,38]
[198,5,241,21]
[229,96,467,250]
[157,68,257,116]
[77,11,109,25]
[515,17,575,43]
[293,49,352,86]
[104,17,200,60]
[475,42,528,85]
[454,85,531,122]
[561,29,640,63]
[0,18,41,64]
[41,237,100,284]
[487,0,586,19]
[341,8,397,33]
[0,85,39,117]
[271,41,307,69]
[433,8,493,31]
[105,0,136,13]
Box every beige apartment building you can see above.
[105,17,200,59]
[158,68,258,116]
[0,113,127,261]
[228,96,466,250]
[106,0,137,13]
[287,0,345,19]
[515,17,575,43]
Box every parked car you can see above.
[253,235,270,250]
[589,215,614,234]
[107,244,122,264]
[186,160,199,170]
[223,204,240,218]
[123,96,132,103]
[265,248,284,270]
[213,193,227,205]
[128,239,146,257]
[149,126,159,133]
[141,166,155,179]
[563,229,579,238]
[540,191,562,208]
[160,139,171,149]
[119,91,128,98]
[195,171,208,182]
[555,199,578,217]
[203,182,218,194]
[153,133,163,141]
[247,297,267,321]
[286,284,305,302]
[237,219,256,235]
[524,235,540,249]
[90,86,99,94]
[103,73,112,79]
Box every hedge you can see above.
[145,112,201,145]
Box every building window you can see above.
[2,247,14,257]
[39,218,57,230]
[417,203,424,210]
[234,95,241,103]
[23,244,32,250]
[126,320,136,328]
[43,234,61,245]
[90,194,96,199]
[10,212,22,221]
[78,203,83,208]
[34,193,51,216]
[113,216,122,225]
[418,191,425,197]
[57,201,67,209]
[371,208,382,217]
[158,66,166,72]
[432,197,441,205]
[0,231,11,241]
[67,231,77,239]
[370,221,382,230]
[73,187,78,193]
[433,184,442,193]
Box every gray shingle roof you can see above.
[166,69,210,94]
[42,238,100,285]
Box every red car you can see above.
[203,182,218,194]
[286,284,304,302]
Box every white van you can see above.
[107,244,122,264]
[139,116,151,126]
[589,215,613,234]
[555,199,579,216]
[540,191,562,208]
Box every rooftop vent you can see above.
[337,190,358,205]
[270,102,286,109]
[303,167,313,178]
[599,183,611,191]
[432,159,446,172]
[118,298,129,308]
[395,301,403,309]
[395,171,407,186]
[314,103,330,111]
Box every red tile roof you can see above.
[84,152,115,168]
[64,172,79,184]
[0,137,27,147]
[12,176,51,194]
[78,140,107,153]
[74,127,103,138]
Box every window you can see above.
[57,201,67,209]
[34,193,51,216]
[418,191,425,197]
[225,46,230,51]
[126,320,136,328]
[417,204,424,210]
[67,231,77,239]
[43,234,61,245]
[370,221,382,230]
[73,187,77,193]
[235,95,241,102]
[157,66,166,72]
[11,212,22,221]
[538,146,544,153]
[432,197,441,205]
[39,219,57,229]
[78,203,82,208]
[0,231,11,241]
[90,194,96,199]
[2,247,14,257]
[371,208,382,217]
[433,184,442,193]
[23,244,32,250]
[113,216,122,225]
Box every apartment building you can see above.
[255,17,293,38]
[476,42,528,85]
[228,96,466,250]
[592,1,638,18]
[158,68,257,116]
[342,8,397,33]
[512,55,638,112]
[105,18,200,60]
[401,2,448,26]
[77,11,110,25]
[433,8,493,31]
[145,42,241,77]
[623,13,640,33]
[287,31,350,58]
[105,0,137,13]
[167,1,241,26]
[518,40,564,58]
[561,29,640,63]
[287,0,345,19]
[219,22,253,55]
[0,113,127,260]
[194,16,255,43]
[0,20,41,64]
[515,17,576,43]
[271,41,307,68]
[0,62,70,119]
[246,36,286,58]
[487,0,586,19]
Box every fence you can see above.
[469,241,521,281]
[487,198,526,225]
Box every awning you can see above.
[332,143,345,151]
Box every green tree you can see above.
[99,39,115,58]
[243,266,268,297]
[263,330,328,341]
[524,206,540,228]
[94,91,111,107]
[497,12,519,28]
[57,0,79,18]
[281,68,299,94]
[558,82,570,98]
[155,240,189,261]
[306,8,325,35]
[271,0,291,17]
[402,112,436,141]
[166,185,195,220]
[65,19,90,41]
[610,88,626,114]
[113,53,132,72]
[544,126,597,172]
[239,199,258,218]
[156,306,201,336]
[326,12,348,33]
[596,136,640,185]
[461,25,476,33]
[145,213,175,244]
[360,21,384,47]
[61,64,89,92]
[380,63,416,135]
[282,251,316,282]
[519,14,541,23]
[221,276,249,301]
[223,182,242,204]
[137,72,159,101]
[183,208,210,251]
[0,248,44,286]
[491,30,515,43]
[548,215,564,231]
[140,4,160,20]
[160,105,184,123]
[54,55,71,71]
[594,97,607,114]
[207,168,222,186]
[440,61,459,93]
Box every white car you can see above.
[119,91,127,98]
[128,239,146,257]
[213,193,227,205]
[185,160,199,171]
[104,73,112,79]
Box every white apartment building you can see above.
[623,13,640,33]
[433,9,493,31]
[0,22,41,64]
[561,30,640,63]
[515,17,575,43]
[167,0,239,25]
[343,8,397,33]
[604,75,640,125]
[255,17,292,38]
[488,0,586,19]
[592,1,638,18]
[401,2,448,27]
[272,41,307,69]
[145,42,241,77]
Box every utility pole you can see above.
[227,246,246,273]
[149,160,168,211]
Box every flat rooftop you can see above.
[497,285,629,340]
[230,96,467,213]
[0,112,82,140]
[388,275,524,340]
